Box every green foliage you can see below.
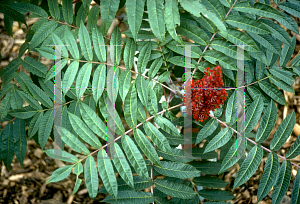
[1,0,300,203]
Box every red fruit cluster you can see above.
[183,65,228,122]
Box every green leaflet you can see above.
[79,21,93,61]
[165,40,202,58]
[233,2,284,19]
[219,28,260,53]
[80,102,107,141]
[29,20,58,50]
[270,111,296,151]
[51,33,69,58]
[210,39,251,61]
[137,97,147,123]
[10,85,22,109]
[147,0,165,42]
[123,38,136,70]
[154,161,200,179]
[62,0,73,24]
[47,165,74,184]
[98,149,118,198]
[258,80,286,105]
[193,176,228,188]
[233,145,263,189]
[102,190,154,204]
[28,111,43,139]
[92,64,106,103]
[280,35,296,67]
[27,82,53,108]
[76,62,92,98]
[165,0,182,43]
[100,0,120,35]
[123,82,137,129]
[11,72,31,94]
[123,29,156,40]
[45,59,68,82]
[198,189,235,201]
[146,86,158,115]
[0,83,13,100]
[286,131,300,159]
[73,178,82,195]
[259,18,291,46]
[143,121,174,155]
[167,56,197,68]
[0,90,11,120]
[126,0,145,41]
[148,57,163,79]
[158,71,171,83]
[112,142,135,189]
[9,106,37,119]
[13,118,27,168]
[196,118,219,144]
[154,115,181,137]
[48,0,60,20]
[257,152,279,202]
[92,25,106,63]
[275,12,299,34]
[219,136,243,174]
[178,0,203,17]
[99,175,152,193]
[1,122,14,171]
[247,32,281,55]
[8,2,48,18]
[87,6,99,31]
[225,15,271,34]
[76,5,87,27]
[270,76,295,94]
[45,149,78,163]
[272,160,292,204]
[204,127,233,153]
[278,2,300,19]
[201,0,226,20]
[23,57,48,78]
[203,50,237,70]
[110,26,122,65]
[59,126,90,155]
[0,57,22,77]
[64,29,79,60]
[291,169,300,204]
[225,91,237,126]
[256,100,277,143]
[122,135,150,181]
[154,179,196,199]
[68,112,102,148]
[135,74,148,107]
[137,42,151,74]
[62,61,79,95]
[74,162,83,176]
[38,109,54,149]
[119,69,131,102]
[269,66,295,85]
[133,128,161,166]
[85,156,99,198]
[36,47,56,60]
[244,95,264,134]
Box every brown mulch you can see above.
[1,9,300,204]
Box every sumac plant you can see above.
[1,0,300,203]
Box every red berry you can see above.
[183,66,227,122]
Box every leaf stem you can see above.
[77,103,183,163]
[209,114,300,169]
